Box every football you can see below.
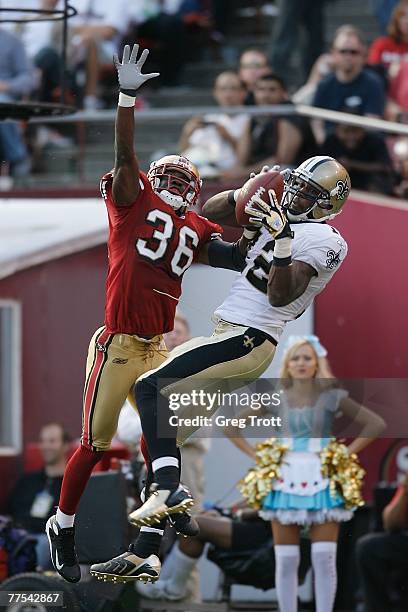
[235,170,285,226]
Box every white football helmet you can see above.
[282,156,351,222]
[147,154,202,212]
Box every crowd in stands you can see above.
[1,0,408,194]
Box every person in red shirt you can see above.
[368,0,408,118]
[356,472,408,611]
[45,43,259,585]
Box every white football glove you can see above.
[114,44,160,94]
[245,189,292,239]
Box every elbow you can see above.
[201,201,218,221]
[267,290,290,307]
[382,509,397,532]
[375,416,387,436]
[382,508,390,531]
[201,202,210,217]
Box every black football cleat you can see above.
[128,484,194,527]
[46,515,81,583]
[90,551,161,584]
[169,512,200,537]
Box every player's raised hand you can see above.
[114,44,160,95]
[245,189,292,239]
[249,165,280,180]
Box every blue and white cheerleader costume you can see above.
[260,388,353,525]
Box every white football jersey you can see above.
[215,222,348,341]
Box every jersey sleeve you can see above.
[198,215,224,244]
[100,171,146,225]
[294,228,348,277]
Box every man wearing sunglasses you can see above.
[312,25,386,144]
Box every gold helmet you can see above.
[147,154,202,212]
[282,156,351,222]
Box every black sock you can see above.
[135,375,178,463]
[177,447,182,480]
[154,466,179,490]
[130,519,166,558]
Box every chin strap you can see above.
[156,190,187,212]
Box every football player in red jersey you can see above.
[46,44,259,584]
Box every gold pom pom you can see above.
[238,438,288,509]
[320,439,365,510]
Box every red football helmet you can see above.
[147,155,202,211]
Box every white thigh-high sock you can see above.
[311,541,337,612]
[274,544,300,612]
[163,542,198,597]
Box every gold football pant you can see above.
[136,319,277,447]
[81,326,168,451]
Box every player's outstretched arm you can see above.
[112,44,159,206]
[202,167,276,225]
[201,190,241,226]
[196,228,257,272]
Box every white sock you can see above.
[312,541,337,612]
[163,542,198,597]
[274,544,300,612]
[56,508,75,529]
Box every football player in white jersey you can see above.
[214,156,350,339]
[90,156,351,584]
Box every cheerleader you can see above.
[225,337,385,612]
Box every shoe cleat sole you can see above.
[90,570,159,584]
[129,498,194,527]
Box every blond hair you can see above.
[332,24,366,48]
[279,340,336,390]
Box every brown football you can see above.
[235,170,285,226]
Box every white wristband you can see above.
[273,236,292,259]
[243,226,258,240]
[118,92,136,107]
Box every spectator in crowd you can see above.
[136,501,272,601]
[368,0,408,120]
[238,48,272,105]
[322,116,396,194]
[7,423,71,569]
[164,310,192,351]
[0,27,35,179]
[64,0,130,109]
[269,0,326,84]
[222,73,317,181]
[125,1,196,87]
[356,472,408,611]
[211,0,233,39]
[2,1,65,104]
[292,52,334,105]
[179,71,249,178]
[313,25,386,143]
[392,137,408,196]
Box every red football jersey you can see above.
[100,171,222,336]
